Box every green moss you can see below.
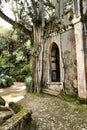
[59,92,87,111]
[11,109,31,121]
[32,93,42,97]
[75,105,87,111]
[0,109,32,129]
[9,102,23,114]
[0,96,5,106]
[58,92,77,103]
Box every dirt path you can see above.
[0,82,26,105]
[0,83,87,130]
[19,94,87,130]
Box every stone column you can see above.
[73,0,80,16]
[59,0,64,19]
[74,22,87,99]
[55,2,60,18]
[83,0,87,14]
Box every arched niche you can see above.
[50,43,60,82]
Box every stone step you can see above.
[0,110,13,125]
[43,89,60,96]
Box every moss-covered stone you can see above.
[0,96,5,106]
[9,102,23,114]
[59,91,77,103]
[0,110,13,125]
[78,97,87,104]
[0,109,32,130]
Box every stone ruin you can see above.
[37,0,87,100]
[0,96,32,130]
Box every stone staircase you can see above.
[43,82,63,96]
[43,89,59,96]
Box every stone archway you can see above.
[43,35,64,91]
[50,43,60,82]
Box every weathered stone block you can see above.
[0,109,32,130]
[0,106,13,125]
[0,96,5,106]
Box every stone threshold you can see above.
[47,82,63,85]
[43,89,59,97]
[47,82,63,92]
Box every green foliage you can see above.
[0,51,9,66]
[9,63,32,82]
[0,0,58,85]
[13,50,25,62]
[25,76,33,92]
[0,74,14,88]
[75,105,87,111]
[21,63,32,74]
[32,93,42,97]
[0,28,31,82]
[64,0,73,15]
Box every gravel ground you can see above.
[0,82,26,105]
[19,93,87,130]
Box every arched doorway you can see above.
[50,43,60,82]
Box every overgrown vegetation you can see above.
[75,105,87,111]
[58,92,87,111]
[9,102,23,114]
[59,92,77,103]
[25,76,33,92]
[0,28,32,88]
[0,74,14,88]
[0,0,56,92]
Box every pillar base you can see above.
[78,97,87,104]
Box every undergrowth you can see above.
[58,92,77,103]
[32,93,43,97]
[59,92,87,111]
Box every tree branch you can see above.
[0,10,32,35]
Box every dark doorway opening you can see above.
[51,43,60,82]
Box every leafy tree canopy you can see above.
[0,0,55,40]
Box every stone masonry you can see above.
[38,0,87,99]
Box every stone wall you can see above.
[43,34,64,87]
[83,0,87,14]
[42,22,86,97]
[0,109,32,130]
[61,29,77,94]
[41,0,87,98]
[43,29,77,95]
[74,22,87,99]
[83,22,87,86]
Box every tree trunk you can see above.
[32,25,44,93]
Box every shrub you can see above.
[21,64,31,75]
[15,75,26,82]
[25,76,33,92]
[9,64,31,82]
[0,74,14,88]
